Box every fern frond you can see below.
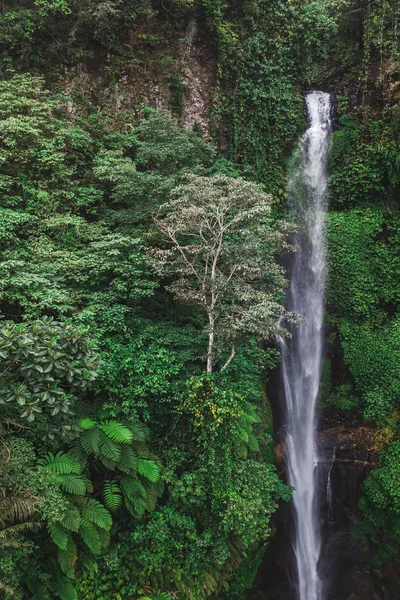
[120,477,146,502]
[99,435,121,462]
[57,537,77,578]
[48,522,69,550]
[238,429,249,443]
[40,452,81,475]
[0,521,37,540]
[138,459,160,483]
[78,418,97,430]
[0,581,21,598]
[240,411,260,426]
[57,474,88,496]
[96,526,110,551]
[129,421,147,442]
[99,421,134,444]
[60,504,81,532]
[103,480,122,511]
[53,575,78,600]
[142,480,158,513]
[79,518,101,555]
[0,494,37,524]
[118,445,138,474]
[81,499,112,531]
[98,454,117,471]
[124,497,146,519]
[121,477,147,517]
[67,444,89,469]
[78,549,98,575]
[235,440,248,460]
[80,428,101,456]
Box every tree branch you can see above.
[220,345,236,372]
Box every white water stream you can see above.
[280,91,331,600]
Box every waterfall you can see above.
[280,91,331,600]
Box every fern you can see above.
[121,477,147,517]
[53,575,78,600]
[60,504,81,532]
[121,477,146,502]
[0,581,21,598]
[78,418,97,430]
[79,518,101,554]
[138,459,160,483]
[80,428,100,456]
[118,445,138,474]
[0,521,37,540]
[77,549,98,575]
[238,429,249,443]
[129,421,147,442]
[235,440,248,460]
[99,435,121,462]
[99,420,134,444]
[103,480,122,511]
[96,525,110,551]
[80,499,112,531]
[57,537,77,578]
[39,452,81,475]
[57,474,88,496]
[142,480,158,513]
[98,454,117,471]
[48,522,69,550]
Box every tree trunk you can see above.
[207,313,214,373]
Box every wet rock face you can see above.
[317,426,378,523]
[317,427,379,600]
[181,22,216,138]
[254,425,383,600]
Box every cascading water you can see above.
[280,91,332,600]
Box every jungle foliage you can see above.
[1,0,400,595]
[321,0,400,580]
[0,70,291,600]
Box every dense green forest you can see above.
[0,0,399,598]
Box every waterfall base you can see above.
[252,424,384,600]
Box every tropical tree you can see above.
[0,318,99,431]
[152,174,294,372]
